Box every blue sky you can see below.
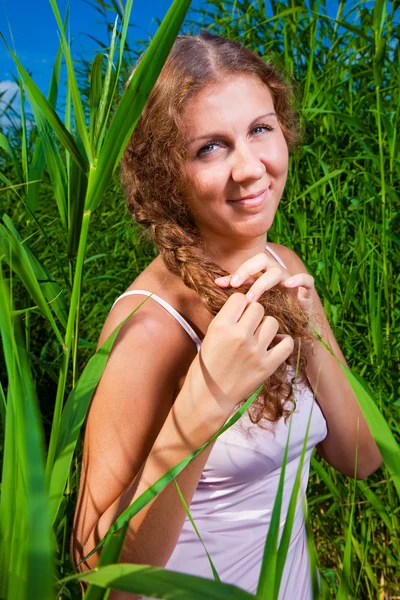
[1,0,208,88]
[0,0,207,119]
[0,0,359,124]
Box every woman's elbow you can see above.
[354,454,383,480]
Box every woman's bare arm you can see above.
[72,292,294,599]
[71,295,219,570]
[276,244,382,479]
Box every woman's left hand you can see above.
[214,252,315,320]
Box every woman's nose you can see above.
[231,143,265,182]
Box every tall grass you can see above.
[0,0,399,598]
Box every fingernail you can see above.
[231,274,240,285]
[246,290,255,302]
[285,278,296,286]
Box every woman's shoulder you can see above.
[98,255,206,356]
[266,242,305,274]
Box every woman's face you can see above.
[182,74,289,245]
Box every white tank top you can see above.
[111,244,327,599]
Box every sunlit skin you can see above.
[181,73,382,482]
[183,74,289,276]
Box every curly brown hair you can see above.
[120,30,319,427]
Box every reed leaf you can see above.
[255,417,293,599]
[339,365,400,497]
[26,7,67,214]
[0,266,53,600]
[85,0,191,212]
[72,563,254,599]
[174,479,221,582]
[48,295,153,525]
[48,0,93,164]
[93,17,119,155]
[0,35,88,172]
[78,382,264,571]
[67,134,89,259]
[0,221,64,344]
[2,214,68,328]
[0,131,23,183]
[89,53,104,151]
[336,444,358,599]
[274,400,315,599]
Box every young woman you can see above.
[71,31,381,599]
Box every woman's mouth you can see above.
[228,187,270,208]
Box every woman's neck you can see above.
[201,234,268,274]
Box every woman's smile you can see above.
[228,186,272,208]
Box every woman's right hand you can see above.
[181,292,294,419]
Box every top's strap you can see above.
[111,290,202,352]
[265,244,288,270]
[111,244,287,352]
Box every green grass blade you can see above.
[89,53,104,151]
[255,349,304,599]
[255,417,293,599]
[18,78,29,195]
[48,0,93,163]
[0,131,23,182]
[357,480,392,531]
[0,222,64,344]
[295,170,344,201]
[0,266,53,600]
[26,6,67,213]
[0,380,5,433]
[93,18,118,154]
[91,0,134,155]
[25,138,45,214]
[82,523,130,600]
[77,382,264,571]
[336,443,358,599]
[70,563,254,599]
[0,34,88,172]
[48,295,153,524]
[0,382,16,596]
[67,134,89,258]
[310,458,341,502]
[30,113,68,230]
[2,214,68,328]
[273,400,315,599]
[303,496,325,600]
[85,0,192,211]
[311,327,400,496]
[174,479,221,582]
[0,172,22,199]
[339,364,400,496]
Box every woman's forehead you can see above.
[182,75,274,135]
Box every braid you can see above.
[120,31,317,427]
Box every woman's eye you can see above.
[196,124,274,158]
[252,124,274,135]
[197,142,219,157]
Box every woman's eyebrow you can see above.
[187,112,277,145]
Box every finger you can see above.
[214,276,231,286]
[265,334,294,365]
[237,301,266,335]
[284,273,314,292]
[215,274,260,287]
[244,268,287,302]
[216,292,249,324]
[229,253,281,287]
[254,315,280,345]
